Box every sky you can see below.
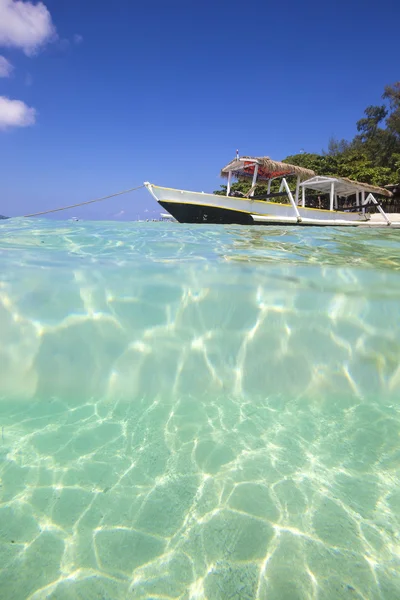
[0,0,399,220]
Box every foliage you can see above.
[383,82,400,138]
[213,179,288,201]
[324,137,351,156]
[214,81,400,197]
[283,151,394,186]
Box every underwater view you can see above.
[0,219,400,599]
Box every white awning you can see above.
[300,176,391,198]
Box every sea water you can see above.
[0,219,400,600]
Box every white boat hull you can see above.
[144,184,395,227]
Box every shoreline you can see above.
[369,212,400,222]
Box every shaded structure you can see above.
[145,153,400,227]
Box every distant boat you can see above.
[160,212,177,222]
[145,155,397,227]
[0,215,9,220]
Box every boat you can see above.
[144,155,397,227]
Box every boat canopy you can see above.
[300,175,392,198]
[221,156,315,182]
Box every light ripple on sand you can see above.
[0,220,400,598]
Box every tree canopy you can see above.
[215,81,400,197]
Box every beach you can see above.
[370,212,400,222]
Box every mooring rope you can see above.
[22,184,145,218]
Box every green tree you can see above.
[356,105,387,140]
[325,137,351,156]
[214,82,400,197]
[353,104,398,167]
[383,82,400,138]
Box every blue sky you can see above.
[0,0,399,219]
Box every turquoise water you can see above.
[1,219,400,599]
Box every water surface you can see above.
[0,220,400,599]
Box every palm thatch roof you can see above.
[221,156,316,181]
[221,156,393,197]
[300,175,393,198]
[339,176,393,197]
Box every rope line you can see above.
[23,184,145,218]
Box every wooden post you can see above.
[227,171,232,196]
[295,176,300,206]
[330,182,335,211]
[367,193,391,225]
[282,178,301,220]
[250,164,259,197]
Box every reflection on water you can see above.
[0,219,400,599]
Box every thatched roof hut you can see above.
[221,156,316,182]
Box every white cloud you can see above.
[0,55,13,76]
[73,33,83,45]
[0,0,56,55]
[0,95,36,129]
